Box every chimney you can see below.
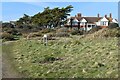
[75,15,77,17]
[105,15,107,18]
[77,13,81,18]
[97,13,100,17]
[110,13,112,18]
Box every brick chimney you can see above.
[75,15,77,17]
[105,15,107,18]
[110,13,112,18]
[97,13,100,17]
[77,13,81,18]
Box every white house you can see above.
[65,13,118,31]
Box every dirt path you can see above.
[2,54,22,78]
[2,41,24,78]
[0,54,2,80]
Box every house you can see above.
[65,13,118,31]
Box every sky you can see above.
[1,2,119,22]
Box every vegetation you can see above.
[2,32,15,41]
[70,30,84,35]
[108,23,119,29]
[16,5,73,28]
[104,27,120,37]
[1,5,119,78]
[3,29,118,78]
[2,5,73,41]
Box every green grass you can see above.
[3,36,118,78]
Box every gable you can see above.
[73,18,79,22]
[112,19,118,23]
[99,17,109,22]
[80,18,87,22]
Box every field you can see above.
[2,29,119,78]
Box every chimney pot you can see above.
[105,15,107,18]
[77,13,81,17]
[110,13,112,18]
[97,13,100,17]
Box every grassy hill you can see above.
[2,28,119,78]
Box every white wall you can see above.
[96,22,100,26]
[98,17,109,26]
[100,21,108,26]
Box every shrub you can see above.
[70,30,84,35]
[22,34,28,38]
[43,56,56,63]
[55,32,70,37]
[25,32,43,39]
[116,27,120,37]
[2,32,15,41]
[41,28,55,34]
[6,29,20,35]
[47,33,56,37]
[56,27,68,32]
[70,30,79,35]
[88,26,101,34]
[33,32,43,37]
[104,28,120,37]
[108,23,119,29]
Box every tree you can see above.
[31,5,73,28]
[70,18,73,29]
[16,14,31,26]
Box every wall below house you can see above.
[101,26,107,28]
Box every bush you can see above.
[47,33,56,37]
[56,27,68,32]
[41,28,55,34]
[88,26,101,34]
[33,32,43,37]
[25,32,43,39]
[55,32,70,37]
[108,23,119,29]
[43,56,56,63]
[104,28,120,37]
[70,30,84,35]
[6,29,20,35]
[2,32,15,41]
[116,27,120,37]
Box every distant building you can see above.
[65,13,118,31]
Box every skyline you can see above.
[2,2,118,22]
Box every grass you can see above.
[2,34,118,78]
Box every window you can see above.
[88,25,91,27]
[103,22,107,26]
[92,25,95,27]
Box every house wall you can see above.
[98,17,109,26]
[100,21,108,26]
[86,24,96,31]
[96,22,100,26]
